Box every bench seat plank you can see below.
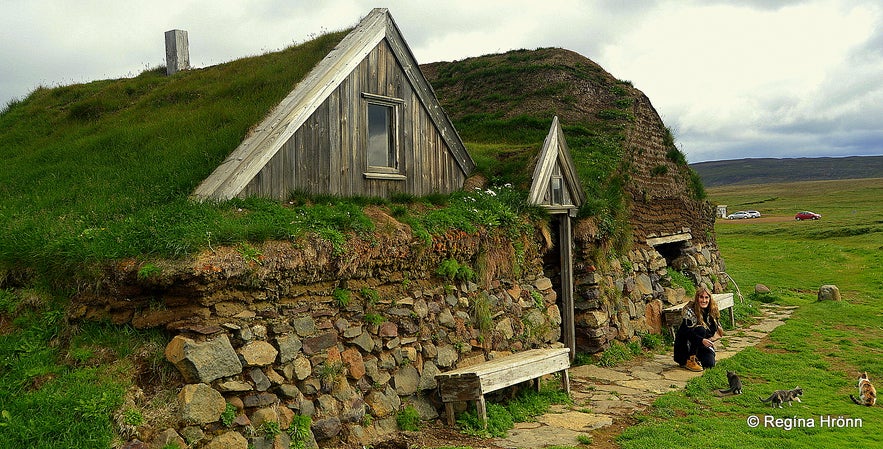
[436,348,570,427]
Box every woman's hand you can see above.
[702,338,714,348]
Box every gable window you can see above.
[368,103,395,168]
[363,93,405,180]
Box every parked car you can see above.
[727,211,750,219]
[795,211,821,220]
[746,210,761,218]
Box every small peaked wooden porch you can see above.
[528,116,587,360]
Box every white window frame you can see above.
[362,93,405,180]
[550,175,565,205]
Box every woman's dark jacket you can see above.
[673,303,719,365]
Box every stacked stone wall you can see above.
[571,235,726,353]
[562,88,728,354]
[72,205,727,448]
[72,228,563,448]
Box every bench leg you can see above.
[534,377,541,392]
[445,402,455,427]
[477,395,487,429]
[561,369,570,396]
[729,307,735,327]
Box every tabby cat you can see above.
[719,370,743,395]
[849,372,876,407]
[759,387,803,408]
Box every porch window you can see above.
[550,175,564,205]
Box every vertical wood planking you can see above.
[357,56,370,196]
[328,89,341,196]
[236,31,469,200]
[407,90,419,193]
[316,102,331,194]
[308,114,320,195]
[294,128,306,195]
[266,150,281,198]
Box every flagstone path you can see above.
[495,303,798,449]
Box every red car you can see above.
[795,211,821,220]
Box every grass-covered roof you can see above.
[0,29,548,286]
[1,32,354,279]
[0,32,694,286]
[422,47,646,239]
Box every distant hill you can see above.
[691,156,883,187]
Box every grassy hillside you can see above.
[692,156,883,187]
[423,48,642,226]
[0,30,353,282]
[422,48,708,246]
[0,31,540,289]
[618,179,883,448]
[1,42,683,286]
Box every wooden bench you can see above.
[663,293,735,338]
[435,348,571,427]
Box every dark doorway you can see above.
[654,241,687,266]
[542,216,563,329]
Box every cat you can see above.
[719,370,743,395]
[759,387,803,408]
[849,372,876,407]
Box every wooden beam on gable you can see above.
[192,10,386,200]
[381,14,475,176]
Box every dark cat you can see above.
[759,387,803,408]
[719,370,743,395]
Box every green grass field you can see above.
[618,178,883,448]
[1,177,879,448]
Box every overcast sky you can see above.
[2,0,881,163]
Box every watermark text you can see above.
[746,415,863,430]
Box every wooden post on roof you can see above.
[165,30,190,75]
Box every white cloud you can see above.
[594,0,882,161]
[1,0,880,162]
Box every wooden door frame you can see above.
[553,210,576,360]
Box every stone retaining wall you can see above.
[73,227,565,448]
[72,214,726,448]
[158,272,562,448]
[572,237,726,353]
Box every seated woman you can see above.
[673,287,723,371]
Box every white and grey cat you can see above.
[759,387,803,408]
[719,370,743,395]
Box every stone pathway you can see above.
[495,304,797,449]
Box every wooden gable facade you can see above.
[193,8,474,201]
[528,116,586,213]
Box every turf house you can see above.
[0,8,729,448]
